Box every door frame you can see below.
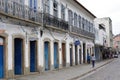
[12,34,25,77]
[29,40,38,73]
[62,42,66,67]
[43,38,51,71]
[53,41,59,69]
[0,34,8,79]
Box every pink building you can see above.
[113,34,120,52]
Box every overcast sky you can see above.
[77,0,120,35]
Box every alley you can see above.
[77,57,120,80]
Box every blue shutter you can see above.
[34,0,37,11]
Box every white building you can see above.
[94,17,113,60]
[0,0,96,79]
[94,17,113,48]
[94,20,107,61]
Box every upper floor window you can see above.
[29,0,37,11]
[74,13,77,27]
[86,20,89,32]
[68,9,73,26]
[82,18,85,30]
[84,19,87,31]
[95,29,99,40]
[89,22,92,33]
[88,21,90,32]
[91,23,94,33]
[43,0,50,13]
[90,23,94,33]
[18,0,24,4]
[61,4,65,20]
[78,15,81,28]
[53,0,58,17]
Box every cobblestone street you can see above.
[76,56,120,80]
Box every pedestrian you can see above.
[91,54,96,68]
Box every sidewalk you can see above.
[15,59,114,80]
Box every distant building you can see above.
[94,17,113,60]
[94,17,113,48]
[94,21,107,61]
[113,34,120,52]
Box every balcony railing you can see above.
[43,13,69,31]
[0,0,95,37]
[71,26,95,38]
[0,0,42,23]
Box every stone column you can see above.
[78,45,80,65]
[66,42,70,67]
[8,35,14,78]
[73,45,75,65]
[50,41,54,70]
[59,41,62,69]
[81,42,83,64]
[85,43,87,63]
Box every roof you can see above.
[113,34,120,38]
[74,0,96,18]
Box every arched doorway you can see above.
[44,41,50,71]
[54,42,59,69]
[0,37,5,78]
[14,38,24,75]
[30,41,37,72]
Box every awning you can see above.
[74,40,80,45]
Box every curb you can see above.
[68,59,114,80]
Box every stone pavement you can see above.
[14,59,113,80]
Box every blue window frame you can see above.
[68,9,73,26]
[29,0,37,11]
[61,4,65,20]
[79,15,81,28]
[53,0,58,17]
[74,13,77,27]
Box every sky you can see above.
[77,0,120,35]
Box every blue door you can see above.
[70,45,73,66]
[30,41,37,72]
[14,38,23,75]
[75,45,78,65]
[44,42,49,71]
[0,45,4,78]
[54,42,58,69]
[79,49,81,64]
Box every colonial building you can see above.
[0,0,95,79]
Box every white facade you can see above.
[0,0,96,79]
[94,17,113,47]
[94,20,107,46]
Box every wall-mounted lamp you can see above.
[40,30,43,37]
